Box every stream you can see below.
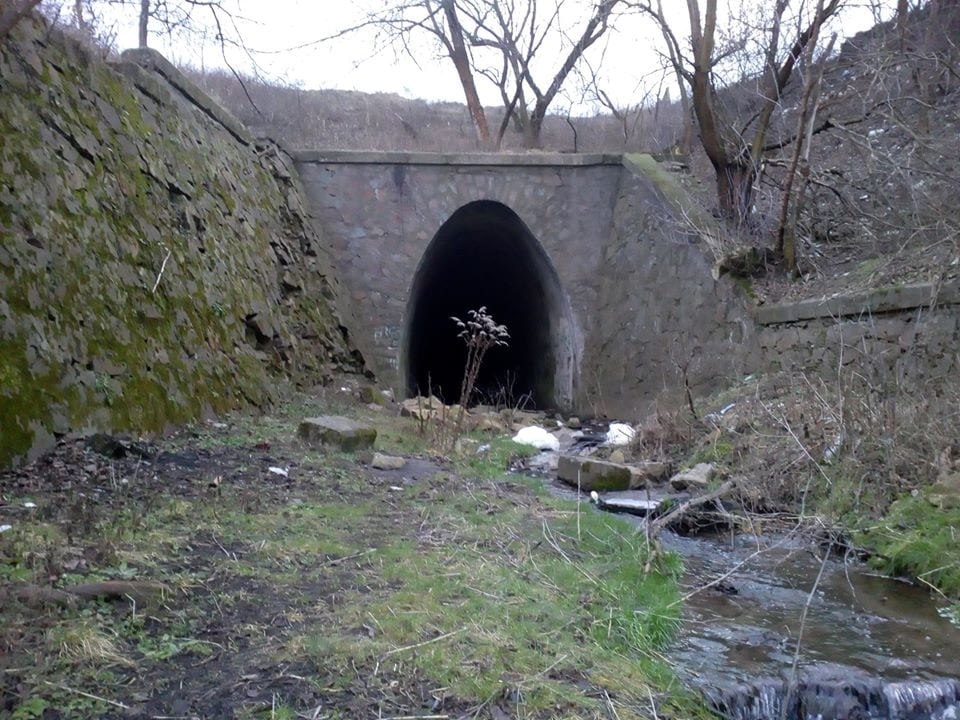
[521,436,960,720]
[667,529,960,720]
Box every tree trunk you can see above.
[442,1,491,149]
[654,0,693,153]
[0,0,42,39]
[138,0,150,48]
[715,162,755,224]
[526,0,621,149]
[895,0,909,50]
[74,0,86,29]
[525,114,543,149]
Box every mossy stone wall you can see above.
[0,18,359,468]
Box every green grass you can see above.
[686,439,735,468]
[453,435,538,478]
[0,392,701,719]
[858,493,960,597]
[282,474,684,716]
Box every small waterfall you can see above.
[884,680,960,720]
[703,675,960,720]
[704,680,789,720]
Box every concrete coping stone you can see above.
[754,281,960,325]
[291,149,624,166]
[119,47,254,146]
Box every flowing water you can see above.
[667,530,960,720]
[528,440,960,720]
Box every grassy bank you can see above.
[643,368,960,609]
[0,390,703,719]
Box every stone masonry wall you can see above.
[593,156,960,417]
[0,18,358,467]
[294,148,960,421]
[295,151,624,397]
[755,284,960,389]
[585,156,759,418]
[295,152,764,416]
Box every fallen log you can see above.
[1,583,77,609]
[646,479,737,538]
[64,580,170,605]
[1,580,171,610]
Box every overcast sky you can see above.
[54,0,893,112]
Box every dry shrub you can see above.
[717,361,960,519]
[630,405,698,464]
[824,373,960,516]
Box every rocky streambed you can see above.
[515,420,960,720]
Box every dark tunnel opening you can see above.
[403,200,574,410]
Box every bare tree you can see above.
[775,30,837,272]
[626,0,694,152]
[461,0,624,147]
[132,0,239,50]
[138,0,149,46]
[328,1,493,147]
[634,0,843,223]
[63,0,264,111]
[575,51,662,148]
[442,0,491,146]
[334,0,624,149]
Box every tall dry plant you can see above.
[450,307,509,446]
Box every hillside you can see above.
[186,71,685,155]
[749,2,960,302]
[189,3,959,307]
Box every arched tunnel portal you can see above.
[402,200,578,410]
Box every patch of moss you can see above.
[734,275,757,300]
[687,439,735,467]
[857,493,960,598]
[622,153,720,235]
[1,19,349,466]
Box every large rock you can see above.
[298,416,377,452]
[370,452,406,470]
[471,410,509,433]
[357,385,378,404]
[591,489,690,516]
[558,455,633,492]
[400,395,445,421]
[629,461,671,486]
[503,409,547,431]
[669,462,717,491]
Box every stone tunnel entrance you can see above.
[402,200,578,410]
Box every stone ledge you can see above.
[755,281,960,325]
[119,47,254,146]
[291,150,623,166]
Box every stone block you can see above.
[630,461,671,486]
[370,452,405,470]
[670,463,716,491]
[298,416,377,452]
[557,455,633,492]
